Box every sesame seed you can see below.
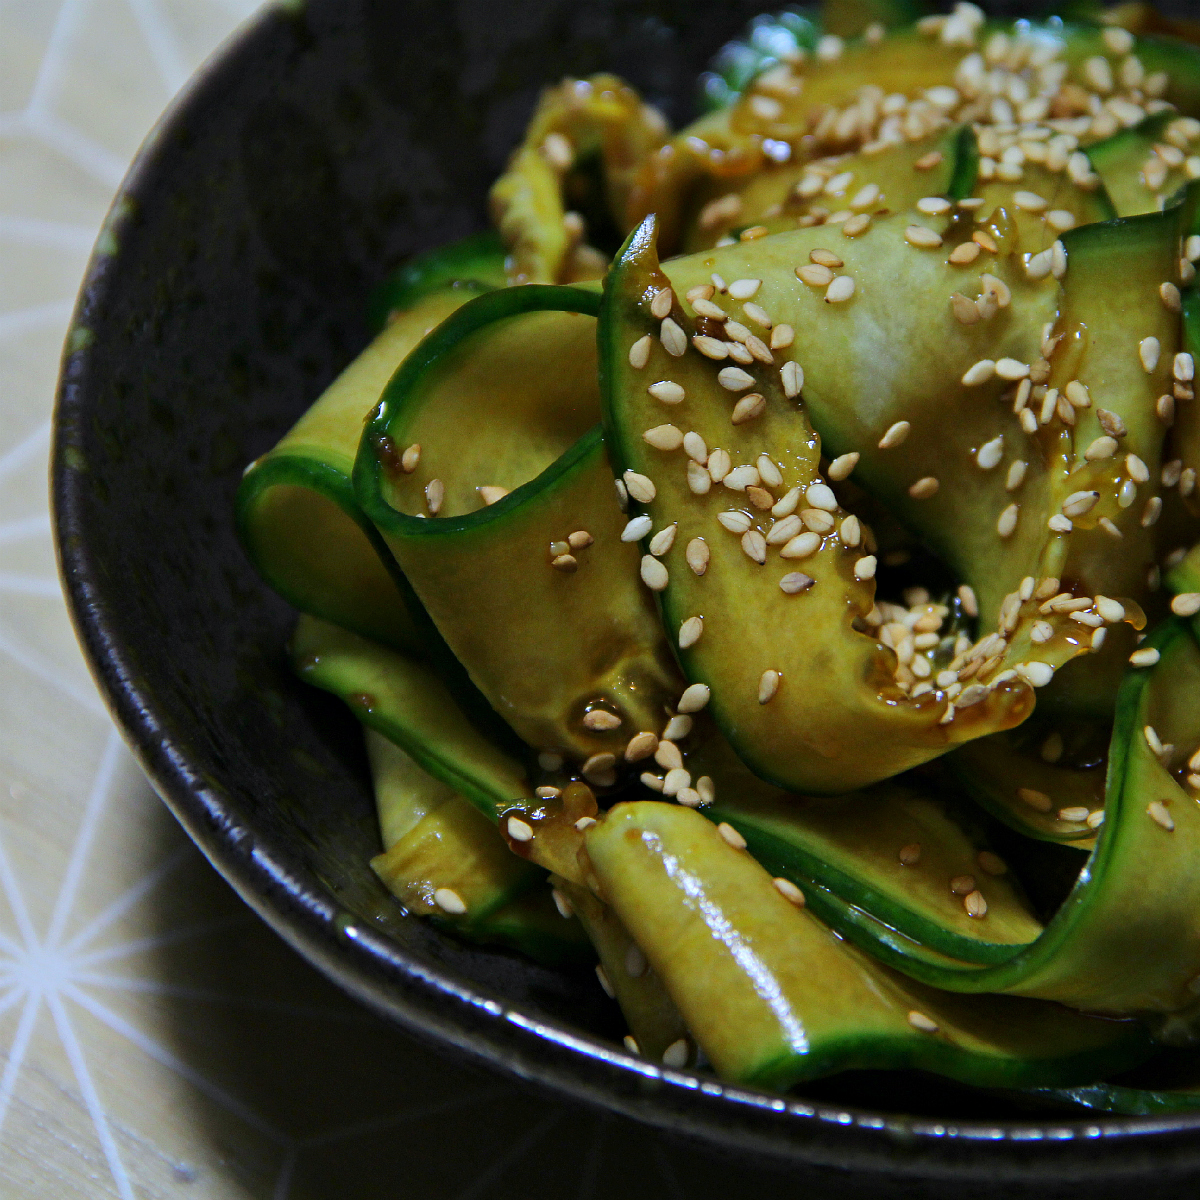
[908,1011,939,1033]
[695,776,716,806]
[507,816,534,841]
[1176,352,1195,382]
[905,225,943,248]
[1098,409,1127,437]
[855,555,877,580]
[1062,490,1099,517]
[731,393,766,424]
[692,297,726,321]
[1030,621,1053,644]
[584,750,617,775]
[1046,209,1077,232]
[623,1035,640,1054]
[551,887,574,918]
[976,436,1004,470]
[754,454,782,488]
[620,515,652,543]
[1130,647,1160,667]
[644,424,684,452]
[1139,337,1161,372]
[693,335,729,360]
[1048,514,1073,533]
[723,464,760,491]
[950,873,976,896]
[772,486,801,517]
[1143,496,1163,527]
[401,443,421,472]
[916,196,952,216]
[718,366,755,392]
[796,263,835,287]
[996,358,1030,381]
[678,683,711,713]
[663,714,692,741]
[765,514,802,545]
[977,850,1007,876]
[707,448,732,482]
[718,822,747,849]
[744,304,773,332]
[997,504,1019,538]
[623,470,656,503]
[909,476,939,499]
[660,318,687,357]
[624,731,658,761]
[962,359,996,386]
[662,767,690,796]
[826,276,856,302]
[806,483,838,511]
[583,708,623,733]
[949,243,982,267]
[687,460,712,495]
[1148,801,1175,831]
[650,287,674,319]
[1103,25,1135,52]
[649,524,677,556]
[780,360,804,398]
[828,452,860,480]
[1058,806,1089,823]
[780,532,821,559]
[774,877,805,905]
[951,292,981,324]
[740,529,767,563]
[758,669,781,703]
[625,942,648,978]
[641,772,664,792]
[681,432,708,464]
[1162,282,1183,312]
[434,887,467,914]
[1014,190,1049,212]
[629,335,652,369]
[1172,592,1200,616]
[640,555,669,591]
[780,571,815,594]
[1018,787,1053,812]
[728,278,762,300]
[425,477,444,514]
[686,284,714,303]
[478,485,509,505]
[615,479,628,509]
[963,889,988,918]
[878,420,911,450]
[1018,661,1055,687]
[676,787,701,808]
[915,149,944,170]
[647,380,685,405]
[1019,408,1038,434]
[954,584,978,618]
[770,324,795,350]
[538,751,563,771]
[685,537,710,576]
[662,1039,689,1069]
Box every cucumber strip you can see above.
[945,721,1105,846]
[555,878,691,1063]
[367,230,506,333]
[290,615,594,884]
[602,215,1062,794]
[1085,110,1181,218]
[237,288,471,652]
[584,801,1149,1091]
[465,889,594,966]
[355,284,684,766]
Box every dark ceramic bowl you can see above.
[52,2,1200,1194]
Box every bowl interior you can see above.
[53,0,1200,1185]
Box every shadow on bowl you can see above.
[52,1,1200,1194]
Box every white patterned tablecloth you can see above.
[0,4,820,1198]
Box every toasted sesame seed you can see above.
[780,360,804,398]
[796,263,835,287]
[1161,281,1183,312]
[621,515,652,542]
[997,504,1019,538]
[826,275,856,302]
[758,669,781,703]
[662,766,690,795]
[649,524,677,557]
[425,478,444,514]
[962,359,996,386]
[707,448,732,482]
[625,731,658,761]
[686,284,715,303]
[771,487,800,518]
[1014,190,1049,213]
[1176,352,1196,382]
[770,324,795,350]
[1046,209,1077,232]
[731,393,766,424]
[741,530,767,563]
[663,714,692,741]
[629,336,652,369]
[693,335,729,360]
[644,424,684,451]
[1139,336,1161,372]
[682,432,708,464]
[828,451,860,480]
[642,773,664,794]
[1173,592,1200,616]
[676,787,701,808]
[583,709,622,732]
[678,683,711,713]
[401,443,421,472]
[1018,787,1053,812]
[1019,408,1038,434]
[1098,409,1127,438]
[963,890,988,918]
[1148,801,1175,831]
[765,514,802,545]
[648,380,686,405]
[744,305,773,333]
[1049,513,1074,533]
[878,420,911,450]
[660,317,687,357]
[1062,490,1099,517]
[908,1011,939,1033]
[811,248,844,268]
[996,358,1030,381]
[624,470,656,503]
[507,816,534,841]
[773,877,805,905]
[805,483,838,511]
[640,555,669,591]
[728,277,762,300]
[675,614,704,650]
[718,366,755,392]
[536,785,563,800]
[685,537,710,576]
[909,476,939,499]
[692,297,726,321]
[855,555,878,580]
[780,532,821,559]
[650,287,674,319]
[723,464,760,491]
[686,461,712,495]
[916,196,952,216]
[718,822,747,849]
[951,292,981,324]
[780,571,816,594]
[949,243,982,267]
[950,873,976,896]
[905,224,943,249]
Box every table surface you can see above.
[0,3,845,1197]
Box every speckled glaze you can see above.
[52,2,1200,1194]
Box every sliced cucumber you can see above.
[584,800,1149,1090]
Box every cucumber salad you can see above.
[238,0,1200,1112]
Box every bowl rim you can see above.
[48,0,1200,1184]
